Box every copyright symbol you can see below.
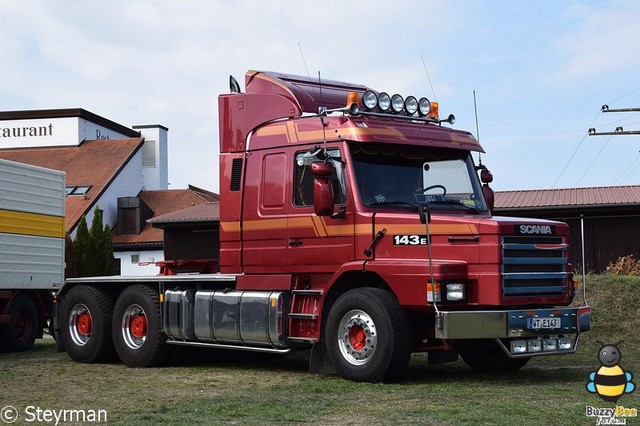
[0,406,18,424]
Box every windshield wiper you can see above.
[426,199,481,214]
[367,200,418,209]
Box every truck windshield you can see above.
[350,143,488,214]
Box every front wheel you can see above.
[112,285,169,367]
[325,288,412,382]
[459,340,530,372]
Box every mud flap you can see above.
[308,339,336,374]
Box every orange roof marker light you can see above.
[346,92,360,115]
[359,89,455,125]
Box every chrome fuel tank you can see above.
[164,289,289,349]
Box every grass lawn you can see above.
[0,274,637,425]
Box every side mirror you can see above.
[312,161,335,216]
[482,184,494,213]
[480,168,494,212]
[480,169,493,184]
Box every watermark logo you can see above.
[0,405,107,425]
[0,406,18,424]
[585,341,637,425]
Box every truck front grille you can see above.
[501,236,568,297]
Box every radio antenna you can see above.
[298,42,311,81]
[421,53,438,103]
[318,71,328,154]
[473,90,482,166]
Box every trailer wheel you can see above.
[0,294,38,352]
[112,285,168,367]
[460,341,530,372]
[60,285,115,363]
[325,288,411,382]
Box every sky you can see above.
[1,0,640,193]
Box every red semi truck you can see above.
[56,70,591,382]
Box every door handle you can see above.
[288,239,303,247]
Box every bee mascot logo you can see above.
[586,341,635,403]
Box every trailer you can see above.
[0,158,65,352]
[56,70,590,381]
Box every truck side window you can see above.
[294,149,346,207]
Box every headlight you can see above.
[543,338,558,352]
[363,90,378,110]
[558,337,572,350]
[378,92,391,111]
[511,341,527,354]
[391,94,405,113]
[418,97,431,116]
[405,96,418,115]
[527,340,542,352]
[445,283,465,301]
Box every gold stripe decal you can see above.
[221,219,478,238]
[0,209,65,239]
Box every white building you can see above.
[0,108,216,276]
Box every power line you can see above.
[552,109,601,188]
[576,135,612,186]
[614,150,640,185]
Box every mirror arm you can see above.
[330,205,346,219]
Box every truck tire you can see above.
[325,288,412,382]
[112,285,169,367]
[60,285,116,363]
[460,341,530,372]
[0,294,38,352]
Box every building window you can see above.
[66,186,91,196]
[131,254,140,264]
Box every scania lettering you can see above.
[55,70,590,382]
[519,224,554,235]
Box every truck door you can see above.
[287,147,354,271]
[241,150,290,272]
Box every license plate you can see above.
[528,317,561,330]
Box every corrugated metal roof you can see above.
[495,185,640,209]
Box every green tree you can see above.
[101,223,115,275]
[89,208,104,276]
[74,207,115,277]
[74,216,91,277]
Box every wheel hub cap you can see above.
[337,310,377,366]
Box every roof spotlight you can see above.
[378,92,391,111]
[363,90,378,110]
[391,94,405,113]
[405,96,418,115]
[418,97,431,116]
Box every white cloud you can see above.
[551,0,640,83]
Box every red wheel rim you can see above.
[130,315,147,338]
[348,324,367,351]
[77,313,92,335]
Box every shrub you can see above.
[605,254,640,276]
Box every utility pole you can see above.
[588,105,640,135]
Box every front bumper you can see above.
[434,306,591,339]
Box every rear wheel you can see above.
[460,340,530,372]
[60,285,115,363]
[113,285,169,367]
[0,294,38,352]
[325,288,411,382]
